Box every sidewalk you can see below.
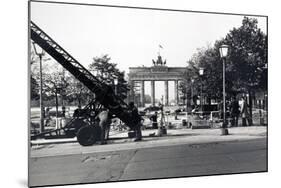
[30,126,267,158]
[31,126,267,146]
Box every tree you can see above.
[66,75,92,107]
[30,49,52,103]
[224,17,268,125]
[190,46,224,100]
[30,76,39,100]
[225,17,267,91]
[180,46,224,109]
[43,63,70,117]
[89,55,129,101]
[30,50,40,101]
[30,49,94,108]
[180,16,267,119]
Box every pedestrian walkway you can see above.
[30,126,267,158]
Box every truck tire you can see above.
[77,126,96,146]
[77,125,102,146]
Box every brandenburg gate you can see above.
[128,55,186,107]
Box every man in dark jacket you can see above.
[230,96,240,127]
[128,102,142,141]
[150,112,158,129]
[240,96,249,126]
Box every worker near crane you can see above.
[150,111,158,129]
[128,102,142,141]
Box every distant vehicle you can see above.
[178,103,185,106]
[30,129,40,137]
[143,106,161,112]
[192,104,219,116]
[48,110,64,117]
[202,104,218,112]
[143,106,162,117]
[174,107,186,114]
[139,111,146,116]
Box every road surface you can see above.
[29,138,267,187]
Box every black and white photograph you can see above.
[28,0,268,187]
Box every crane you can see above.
[30,21,140,146]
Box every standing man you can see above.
[128,102,142,141]
[98,108,112,145]
[150,112,158,129]
[230,96,240,127]
[45,107,50,118]
[240,96,249,126]
[218,101,224,120]
[62,106,66,117]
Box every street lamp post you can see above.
[55,86,62,130]
[191,79,194,108]
[264,93,268,125]
[199,68,204,112]
[32,42,45,134]
[219,44,229,135]
[114,78,118,95]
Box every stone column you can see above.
[165,80,169,106]
[140,80,145,107]
[174,80,178,105]
[130,80,135,103]
[151,80,155,106]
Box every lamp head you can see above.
[199,67,204,76]
[219,44,229,58]
[32,42,44,56]
[114,78,118,85]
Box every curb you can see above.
[31,139,78,146]
[30,127,266,146]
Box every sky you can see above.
[30,1,267,103]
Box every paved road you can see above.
[29,138,267,187]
